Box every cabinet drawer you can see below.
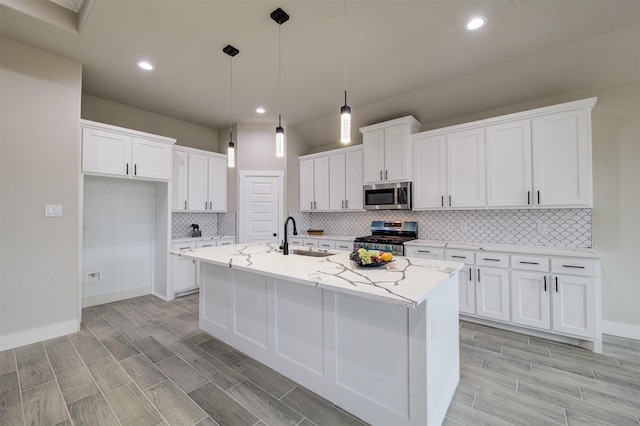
[551,257,598,277]
[288,237,304,246]
[172,242,196,252]
[476,252,509,268]
[303,239,319,248]
[405,247,445,260]
[446,250,475,264]
[511,255,550,272]
[196,240,216,248]
[318,240,336,250]
[334,241,353,251]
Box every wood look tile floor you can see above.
[0,294,637,426]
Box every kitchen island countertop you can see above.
[180,242,463,308]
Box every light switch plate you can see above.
[45,204,63,217]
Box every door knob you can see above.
[273,233,277,237]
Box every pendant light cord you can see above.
[278,23,282,126]
[229,55,233,139]
[344,0,347,94]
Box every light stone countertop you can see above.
[288,234,359,242]
[179,243,463,308]
[172,235,236,243]
[404,240,601,258]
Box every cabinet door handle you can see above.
[178,246,191,250]
[562,264,585,269]
[469,267,472,281]
[441,195,444,207]
[385,170,388,180]
[134,164,137,175]
[537,190,541,204]
[205,202,208,210]
[482,258,500,262]
[126,163,129,175]
[345,199,348,209]
[527,191,531,205]
[314,201,317,209]
[451,255,466,259]
[342,200,344,209]
[380,170,383,180]
[477,268,481,282]
[310,202,313,210]
[519,261,539,265]
[184,201,187,210]
[449,195,452,206]
[555,276,558,292]
[417,250,431,253]
[209,201,212,210]
[544,275,547,292]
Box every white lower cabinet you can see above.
[511,270,551,329]
[476,266,510,322]
[171,237,236,296]
[406,243,601,350]
[171,242,197,294]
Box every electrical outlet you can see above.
[86,271,101,285]
[537,222,547,235]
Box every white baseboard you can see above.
[602,320,640,340]
[0,319,79,351]
[82,285,150,308]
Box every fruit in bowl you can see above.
[350,249,393,266]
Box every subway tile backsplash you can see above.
[173,209,591,248]
[171,212,236,238]
[289,209,592,248]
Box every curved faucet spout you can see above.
[283,216,298,255]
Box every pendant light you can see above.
[271,7,289,158]
[223,44,239,168]
[340,0,351,144]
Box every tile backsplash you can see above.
[288,209,592,248]
[171,212,236,238]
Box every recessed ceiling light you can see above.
[138,61,153,71]
[256,107,266,114]
[466,16,486,31]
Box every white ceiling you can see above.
[1,0,639,148]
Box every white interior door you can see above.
[239,172,284,244]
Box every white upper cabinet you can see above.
[173,146,228,212]
[171,150,189,211]
[532,108,592,207]
[486,119,532,207]
[301,146,362,212]
[299,156,329,211]
[329,147,363,211]
[207,155,227,212]
[81,120,174,181]
[412,135,447,209]
[447,128,486,208]
[361,116,421,184]
[411,97,596,210]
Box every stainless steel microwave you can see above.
[363,182,412,210]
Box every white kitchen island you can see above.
[181,243,463,426]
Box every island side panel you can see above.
[198,261,459,426]
[423,274,460,426]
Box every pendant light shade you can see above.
[228,138,235,167]
[272,8,289,158]
[276,114,284,157]
[223,44,239,168]
[340,91,351,143]
[339,0,351,144]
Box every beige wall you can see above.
[0,37,82,349]
[82,94,219,152]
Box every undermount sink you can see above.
[291,249,334,258]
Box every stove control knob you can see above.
[389,245,395,252]
[372,244,378,250]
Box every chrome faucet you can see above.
[282,216,298,255]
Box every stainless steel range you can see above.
[353,221,418,256]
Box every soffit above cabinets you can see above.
[48,0,84,13]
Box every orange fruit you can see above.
[380,252,393,262]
